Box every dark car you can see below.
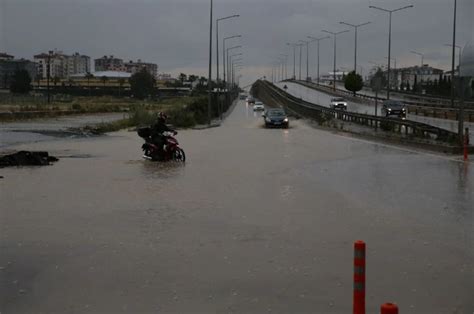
[263,108,289,128]
[381,100,407,117]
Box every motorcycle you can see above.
[137,127,186,162]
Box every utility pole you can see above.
[370,4,414,99]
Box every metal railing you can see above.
[253,80,458,143]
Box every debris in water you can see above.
[0,151,58,168]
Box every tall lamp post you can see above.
[444,43,462,75]
[370,4,413,99]
[223,35,241,88]
[287,43,298,79]
[410,50,424,83]
[299,40,311,81]
[297,43,303,80]
[339,21,371,74]
[47,50,53,104]
[322,29,349,91]
[216,14,239,119]
[207,0,213,125]
[308,36,329,85]
[450,0,457,109]
[226,46,241,87]
[280,54,288,80]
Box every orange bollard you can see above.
[353,241,366,314]
[381,303,399,314]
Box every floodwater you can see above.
[276,81,474,138]
[1,101,473,313]
[0,113,127,149]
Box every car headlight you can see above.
[388,108,392,111]
[284,118,289,122]
[266,117,271,122]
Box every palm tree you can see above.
[85,72,94,96]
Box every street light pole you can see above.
[410,51,424,83]
[223,35,241,89]
[299,40,310,81]
[216,14,240,120]
[287,43,297,80]
[308,36,329,85]
[207,0,213,125]
[370,4,414,100]
[339,21,371,74]
[298,43,303,80]
[322,29,349,91]
[450,0,457,109]
[280,54,288,80]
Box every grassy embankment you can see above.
[0,94,211,132]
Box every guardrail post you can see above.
[353,241,366,314]
[381,303,398,314]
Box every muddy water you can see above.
[0,101,472,313]
[0,113,127,149]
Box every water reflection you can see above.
[140,160,185,179]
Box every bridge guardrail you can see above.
[291,80,474,123]
[253,80,458,143]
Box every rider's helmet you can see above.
[157,112,168,123]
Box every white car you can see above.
[330,97,347,110]
[253,101,265,111]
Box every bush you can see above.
[380,120,395,131]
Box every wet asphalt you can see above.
[276,81,474,138]
[0,101,472,313]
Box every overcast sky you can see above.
[0,0,472,86]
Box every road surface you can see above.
[276,81,474,138]
[1,100,472,313]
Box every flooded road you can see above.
[1,101,473,313]
[276,81,474,138]
[0,113,127,149]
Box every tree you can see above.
[53,76,60,87]
[101,76,108,88]
[35,74,42,88]
[10,69,32,94]
[85,72,94,96]
[413,75,418,92]
[129,68,156,99]
[344,71,363,96]
[370,67,387,90]
[188,74,198,82]
[179,73,187,83]
[118,78,125,97]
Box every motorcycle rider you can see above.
[151,112,177,155]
